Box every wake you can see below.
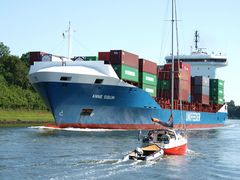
[28,126,127,132]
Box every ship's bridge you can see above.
[165,52,227,79]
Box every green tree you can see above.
[0,42,47,110]
[227,100,240,119]
[20,52,30,67]
[0,42,10,57]
[1,54,29,89]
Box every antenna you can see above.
[68,21,72,60]
[64,21,72,61]
[194,30,200,51]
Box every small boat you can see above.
[123,144,164,161]
[143,124,187,155]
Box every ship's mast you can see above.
[66,21,72,61]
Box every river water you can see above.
[0,120,240,180]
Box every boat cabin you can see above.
[144,129,177,144]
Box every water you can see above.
[1,120,240,180]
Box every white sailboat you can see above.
[145,0,187,155]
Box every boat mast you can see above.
[174,0,184,129]
[171,0,175,114]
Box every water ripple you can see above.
[1,120,240,180]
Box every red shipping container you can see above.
[162,70,179,79]
[110,50,139,68]
[163,62,182,71]
[158,71,170,80]
[164,63,190,79]
[29,51,49,65]
[139,59,157,75]
[179,69,190,81]
[174,79,190,91]
[158,68,190,81]
[157,62,191,102]
[192,94,209,104]
[98,52,110,61]
[157,88,189,101]
[174,89,189,101]
[157,66,164,76]
[164,62,190,71]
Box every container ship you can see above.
[28,35,228,130]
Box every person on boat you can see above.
[148,131,154,141]
[161,131,171,144]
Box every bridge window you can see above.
[60,76,72,81]
[94,79,104,84]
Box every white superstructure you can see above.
[165,51,227,79]
[29,58,131,87]
[165,31,228,79]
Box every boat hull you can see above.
[32,81,227,130]
[164,143,187,155]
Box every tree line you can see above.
[0,42,46,110]
[0,42,239,118]
[227,101,240,119]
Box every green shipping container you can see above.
[85,56,98,61]
[157,80,170,90]
[209,79,224,105]
[210,87,224,97]
[139,72,157,86]
[113,65,139,83]
[140,83,157,97]
[210,96,224,105]
[210,79,224,89]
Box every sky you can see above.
[1,0,240,105]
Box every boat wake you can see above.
[74,159,120,165]
[186,149,196,155]
[28,126,127,132]
[186,148,203,157]
[220,122,239,129]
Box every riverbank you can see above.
[0,109,54,127]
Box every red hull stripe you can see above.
[164,143,187,155]
[53,123,224,130]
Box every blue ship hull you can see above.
[33,82,227,129]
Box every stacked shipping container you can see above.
[138,59,157,97]
[99,50,139,83]
[108,50,139,83]
[191,76,210,104]
[157,66,170,99]
[99,50,157,96]
[157,62,191,101]
[98,50,225,107]
[210,79,224,104]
